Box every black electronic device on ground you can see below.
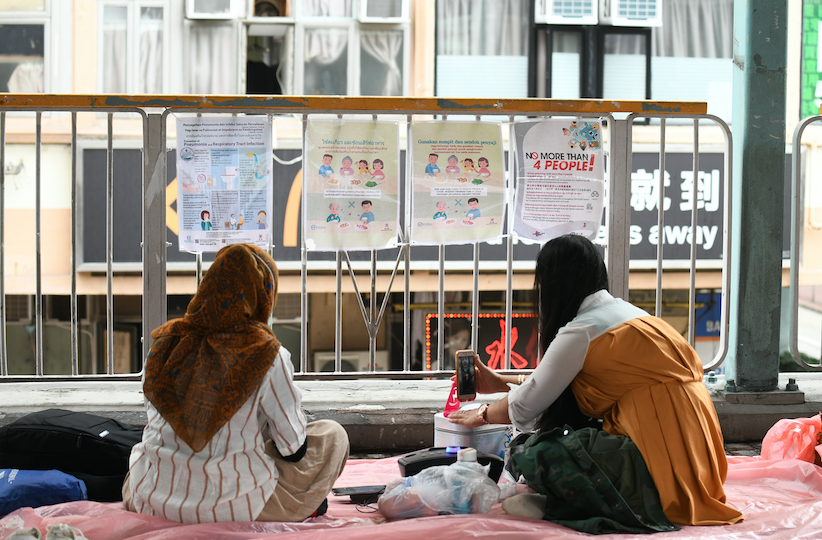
[397,447,504,482]
[331,485,386,504]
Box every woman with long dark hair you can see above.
[448,235,742,526]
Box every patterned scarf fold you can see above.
[144,244,280,452]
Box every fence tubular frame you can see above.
[625,112,734,373]
[0,95,713,381]
[789,114,822,371]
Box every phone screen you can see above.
[457,352,476,397]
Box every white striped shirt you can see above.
[127,347,307,523]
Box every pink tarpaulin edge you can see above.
[4,456,822,540]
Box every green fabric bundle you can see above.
[510,426,679,535]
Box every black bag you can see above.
[0,409,144,502]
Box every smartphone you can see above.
[455,349,477,401]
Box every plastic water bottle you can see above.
[457,447,477,463]
[454,448,477,514]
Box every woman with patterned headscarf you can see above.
[122,244,348,523]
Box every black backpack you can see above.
[0,409,144,502]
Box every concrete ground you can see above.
[0,372,819,454]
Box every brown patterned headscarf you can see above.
[143,244,280,452]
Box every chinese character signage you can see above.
[410,122,505,245]
[512,119,605,242]
[303,120,400,251]
[425,313,539,371]
[176,116,273,253]
[606,153,726,260]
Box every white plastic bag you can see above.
[496,468,518,501]
[378,461,501,520]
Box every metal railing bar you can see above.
[704,113,735,372]
[106,112,114,375]
[655,118,666,317]
[375,249,404,334]
[71,112,79,376]
[403,115,412,372]
[300,114,308,374]
[343,251,371,335]
[335,250,342,373]
[35,112,43,376]
[196,253,203,288]
[471,242,479,351]
[605,117,629,300]
[505,117,515,370]
[789,115,822,370]
[438,244,445,371]
[292,368,535,381]
[147,111,170,363]
[688,119,699,346]
[626,113,734,373]
[0,111,6,376]
[370,250,377,371]
[0,95,709,116]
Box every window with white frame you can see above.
[242,0,409,96]
[435,0,531,99]
[651,0,733,122]
[98,0,170,94]
[0,0,47,92]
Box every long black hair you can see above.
[534,234,609,356]
[532,234,608,432]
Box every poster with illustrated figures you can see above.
[512,119,605,242]
[410,122,505,245]
[304,120,400,250]
[175,116,273,253]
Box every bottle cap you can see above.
[457,447,477,462]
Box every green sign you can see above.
[802,0,822,118]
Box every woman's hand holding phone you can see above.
[473,355,508,394]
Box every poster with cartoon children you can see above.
[511,119,605,242]
[176,116,273,253]
[304,120,400,250]
[410,122,505,245]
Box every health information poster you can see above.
[304,120,400,250]
[410,122,505,245]
[176,116,273,253]
[512,119,605,242]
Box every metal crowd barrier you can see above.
[623,113,733,373]
[0,95,719,381]
[788,110,822,371]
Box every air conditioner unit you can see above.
[599,0,662,27]
[535,0,598,25]
[186,0,241,20]
[313,351,388,372]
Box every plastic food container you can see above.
[433,412,513,459]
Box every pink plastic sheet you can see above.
[4,456,822,540]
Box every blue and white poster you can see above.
[176,116,273,253]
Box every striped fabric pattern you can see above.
[128,348,307,523]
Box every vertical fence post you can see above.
[607,118,631,301]
[71,113,79,375]
[0,112,6,376]
[35,112,43,376]
[143,113,167,364]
